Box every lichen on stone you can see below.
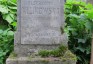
[61,50,77,61]
[9,52,17,59]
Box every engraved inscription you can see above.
[21,0,64,44]
[22,0,53,5]
[22,7,60,15]
[22,30,61,43]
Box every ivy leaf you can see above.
[8,6,17,10]
[86,47,91,54]
[8,0,17,6]
[0,30,3,34]
[7,31,14,36]
[0,5,8,14]
[2,29,10,36]
[78,39,86,43]
[85,21,93,32]
[69,14,79,18]
[76,46,85,52]
[3,13,14,24]
[11,22,17,27]
[2,30,7,36]
[86,3,93,9]
[87,9,93,19]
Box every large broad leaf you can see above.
[76,45,85,52]
[8,6,17,10]
[79,14,87,20]
[11,22,17,27]
[2,29,10,36]
[85,21,93,32]
[8,6,17,14]
[0,30,3,34]
[3,13,14,24]
[78,39,86,43]
[86,3,93,9]
[0,5,8,14]
[7,31,14,36]
[10,0,17,4]
[69,14,79,18]
[87,9,93,19]
[0,24,8,30]
[86,46,91,54]
[8,0,17,6]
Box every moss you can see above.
[38,45,68,57]
[9,52,17,59]
[61,50,77,61]
[38,50,50,57]
[38,44,77,62]
[8,45,77,62]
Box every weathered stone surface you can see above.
[6,0,77,64]
[6,56,76,64]
[14,0,68,56]
[20,0,64,45]
[6,58,18,64]
[6,50,77,64]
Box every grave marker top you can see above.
[20,0,64,44]
[15,0,67,56]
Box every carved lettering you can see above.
[22,7,60,15]
[21,0,64,44]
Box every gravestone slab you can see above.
[21,0,64,45]
[6,0,77,64]
[14,0,68,57]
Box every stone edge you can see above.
[6,54,76,64]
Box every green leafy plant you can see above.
[0,0,17,30]
[65,0,93,64]
[0,0,17,64]
[0,29,14,64]
[38,45,68,57]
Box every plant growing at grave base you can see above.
[0,29,14,64]
[38,45,77,62]
[65,0,93,64]
[38,45,68,57]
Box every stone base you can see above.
[6,56,76,64]
[6,50,77,64]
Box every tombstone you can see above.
[87,0,93,4]
[6,0,76,64]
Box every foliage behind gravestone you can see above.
[65,0,93,64]
[0,0,17,64]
